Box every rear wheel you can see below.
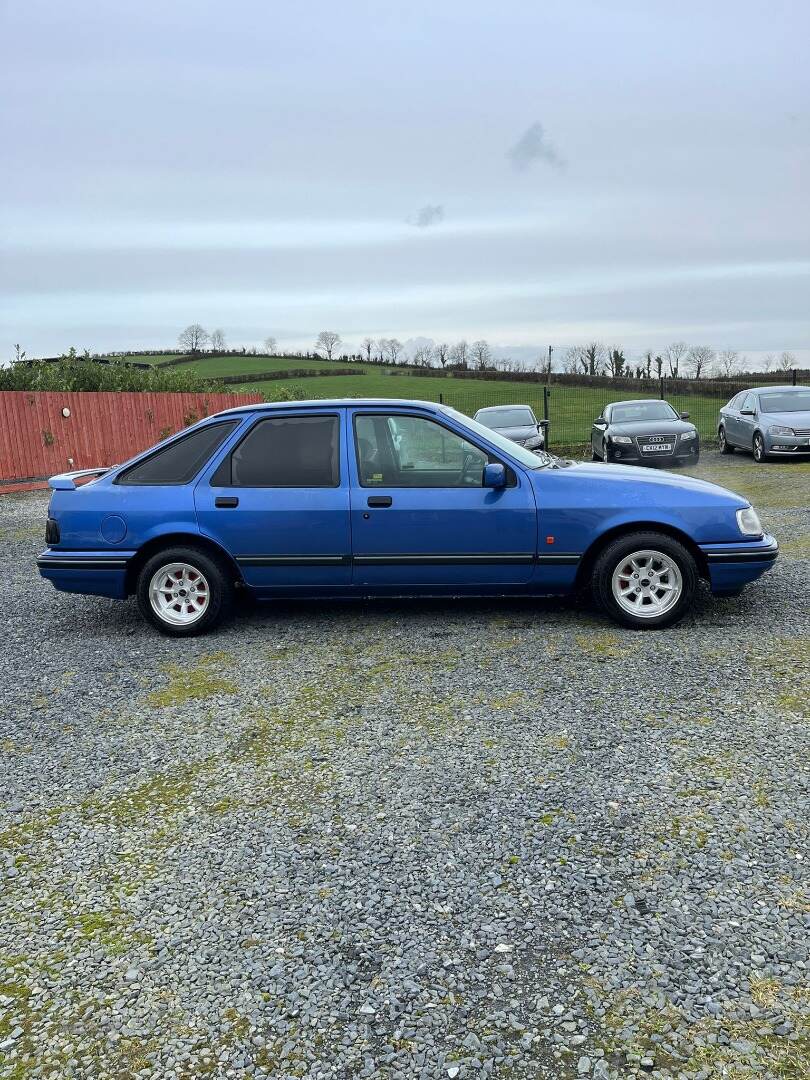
[718,426,734,454]
[136,546,234,636]
[752,432,769,463]
[592,531,697,629]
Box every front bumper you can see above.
[700,535,779,594]
[765,434,810,455]
[37,549,135,599]
[605,436,699,465]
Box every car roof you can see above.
[606,399,673,407]
[474,404,534,414]
[213,397,450,418]
[747,385,807,393]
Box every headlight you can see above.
[611,435,633,445]
[769,425,794,436]
[680,430,697,441]
[736,506,763,536]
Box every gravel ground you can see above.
[1,453,808,1080]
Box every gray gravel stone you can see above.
[1,462,808,1079]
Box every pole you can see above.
[543,385,550,450]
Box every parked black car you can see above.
[472,405,546,451]
[591,399,700,466]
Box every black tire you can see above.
[718,426,734,454]
[136,545,234,637]
[591,531,698,629]
[752,432,769,463]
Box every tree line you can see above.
[176,325,799,379]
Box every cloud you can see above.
[411,204,445,228]
[507,122,564,172]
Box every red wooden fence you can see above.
[0,391,262,484]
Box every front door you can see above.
[736,392,758,450]
[195,410,352,591]
[349,409,537,588]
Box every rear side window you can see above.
[118,421,238,486]
[212,414,340,487]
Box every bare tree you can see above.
[434,342,449,369]
[664,341,688,378]
[716,349,740,377]
[563,346,583,374]
[412,343,433,368]
[209,328,226,352]
[13,344,27,364]
[470,340,492,370]
[361,337,374,363]
[315,331,342,361]
[263,336,278,355]
[643,350,653,378]
[449,340,469,368]
[654,354,664,378]
[778,350,796,372]
[762,353,775,372]
[383,338,404,365]
[687,345,714,379]
[178,324,209,352]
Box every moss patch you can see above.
[146,652,237,707]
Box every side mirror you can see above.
[482,462,507,488]
[679,411,690,420]
[594,418,607,427]
[741,408,755,416]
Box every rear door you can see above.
[722,392,744,446]
[195,409,352,590]
[348,408,537,588]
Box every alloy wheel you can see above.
[149,562,210,626]
[611,549,683,619]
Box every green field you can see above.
[98,352,731,448]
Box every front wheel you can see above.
[592,532,697,629]
[752,433,769,463]
[136,545,234,636]
[718,426,734,454]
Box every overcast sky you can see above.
[1,0,808,364]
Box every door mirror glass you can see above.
[679,411,690,420]
[482,462,507,488]
[740,409,755,416]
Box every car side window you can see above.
[212,414,340,487]
[117,421,239,486]
[741,393,757,413]
[355,414,494,488]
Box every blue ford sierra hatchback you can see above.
[37,399,778,636]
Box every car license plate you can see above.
[642,443,673,453]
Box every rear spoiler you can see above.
[48,467,115,491]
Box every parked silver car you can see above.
[472,405,545,451]
[718,385,810,462]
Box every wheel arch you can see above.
[574,520,709,589]
[125,532,243,596]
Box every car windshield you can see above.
[610,402,678,423]
[444,409,550,468]
[477,407,536,428]
[759,390,810,413]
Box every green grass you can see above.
[234,372,731,447]
[92,351,773,448]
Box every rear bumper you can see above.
[700,535,779,593]
[37,549,134,599]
